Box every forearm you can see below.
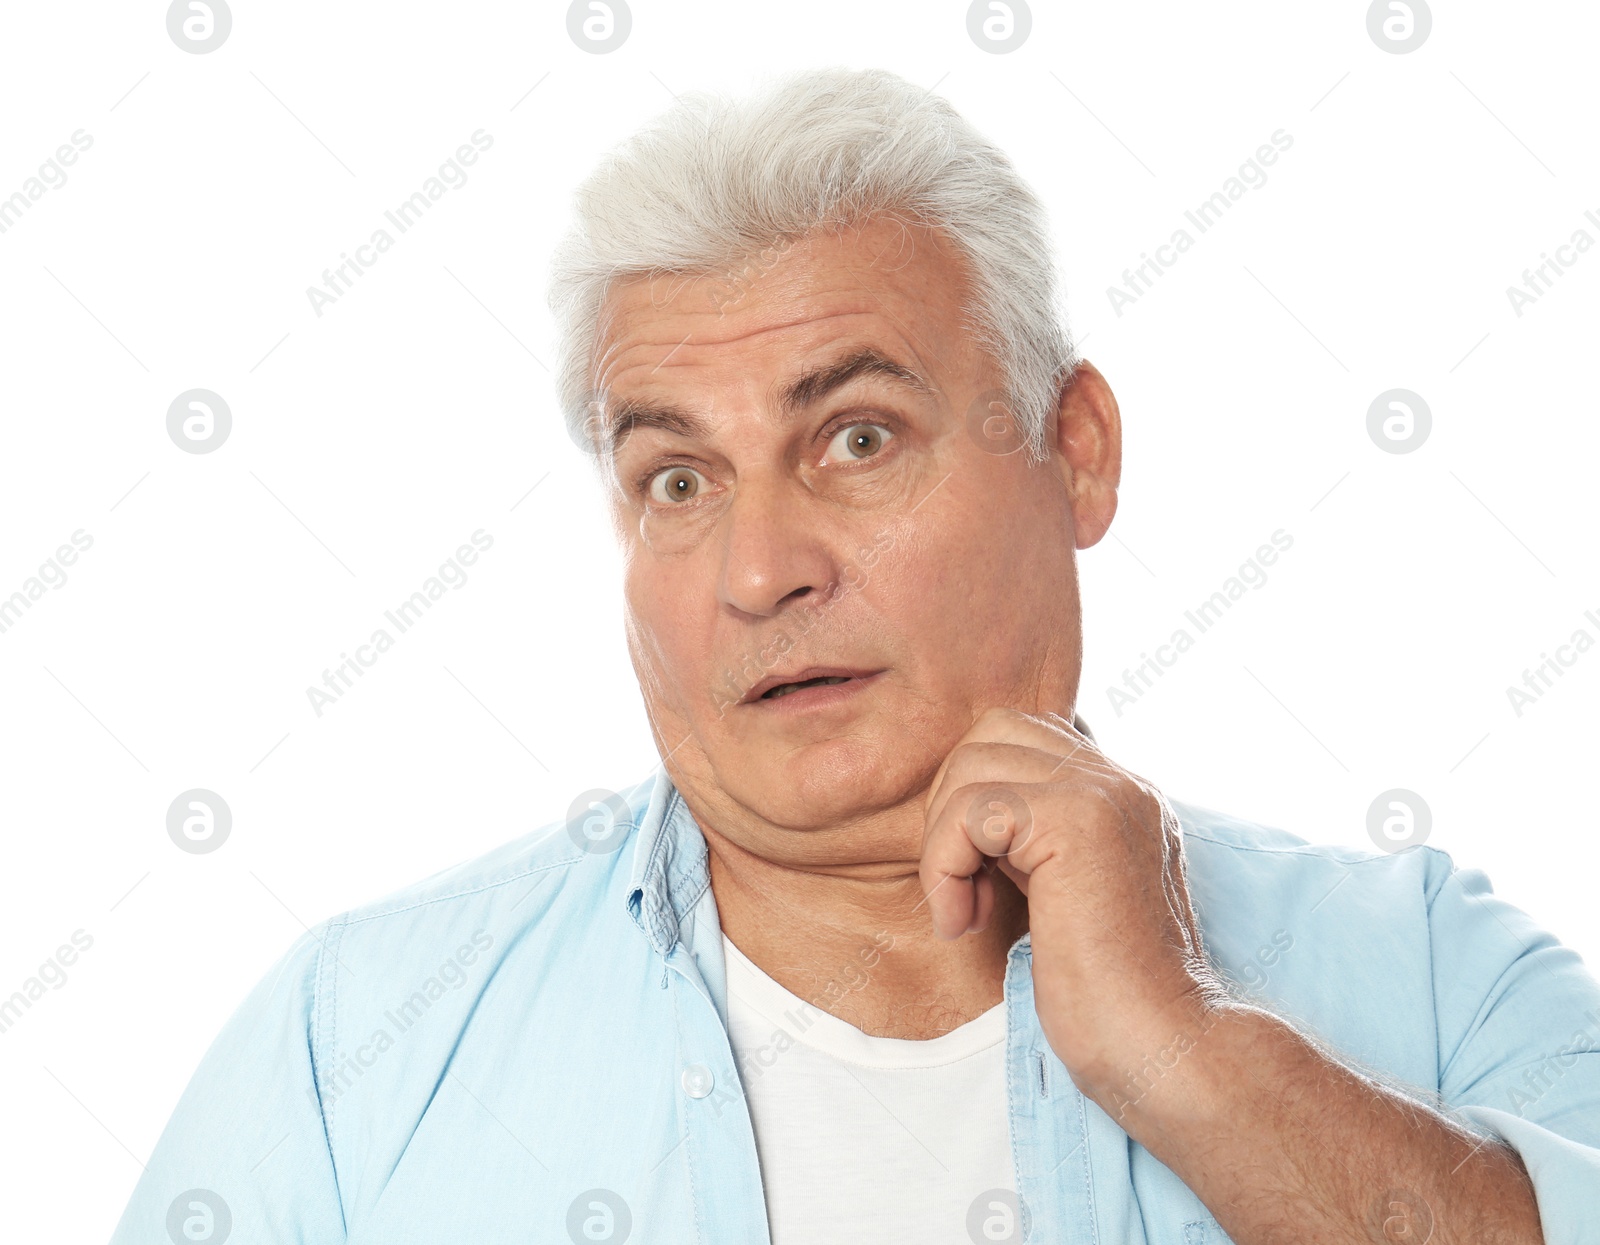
[1092,999,1543,1244]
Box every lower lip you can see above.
[748,671,884,713]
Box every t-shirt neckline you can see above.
[721,932,1008,1069]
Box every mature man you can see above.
[113,68,1599,1245]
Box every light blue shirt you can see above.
[111,767,1600,1244]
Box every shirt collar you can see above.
[625,766,710,957]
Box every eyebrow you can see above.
[779,346,935,416]
[602,346,935,455]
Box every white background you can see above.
[0,1,1595,1237]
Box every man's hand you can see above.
[918,706,1544,1245]
[918,705,1218,1098]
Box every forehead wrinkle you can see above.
[592,214,984,425]
[838,274,970,400]
[601,305,943,454]
[607,300,880,361]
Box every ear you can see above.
[1050,360,1122,550]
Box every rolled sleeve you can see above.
[1427,852,1600,1241]
[108,924,347,1245]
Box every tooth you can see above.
[762,674,856,700]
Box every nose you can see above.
[716,470,837,619]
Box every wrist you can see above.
[1074,987,1244,1128]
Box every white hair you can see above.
[547,66,1078,463]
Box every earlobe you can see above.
[1073,476,1120,550]
[1052,360,1123,550]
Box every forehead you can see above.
[591,217,980,405]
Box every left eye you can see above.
[822,423,893,464]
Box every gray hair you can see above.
[547,66,1078,463]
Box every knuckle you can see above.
[975,704,1027,730]
[959,781,1036,846]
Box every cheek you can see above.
[624,554,741,710]
[852,538,987,688]
[890,479,1073,667]
[971,472,1076,599]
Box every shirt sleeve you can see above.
[1427,850,1600,1241]
[107,923,347,1245]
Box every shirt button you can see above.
[680,1063,714,1099]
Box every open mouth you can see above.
[741,666,884,707]
[761,674,854,700]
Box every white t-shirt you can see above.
[721,933,1020,1244]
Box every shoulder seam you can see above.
[335,853,586,928]
[1182,827,1364,860]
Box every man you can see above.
[112,67,1599,1245]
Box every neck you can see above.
[698,808,1029,1040]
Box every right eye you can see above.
[646,465,707,505]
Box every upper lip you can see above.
[741,666,882,704]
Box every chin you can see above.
[718,730,929,829]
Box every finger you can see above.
[920,819,983,940]
[923,709,1113,818]
[967,865,998,936]
[920,779,1038,938]
[924,740,1069,835]
[994,854,1031,898]
[922,708,1071,813]
[966,706,1099,759]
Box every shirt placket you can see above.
[1007,935,1124,1245]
